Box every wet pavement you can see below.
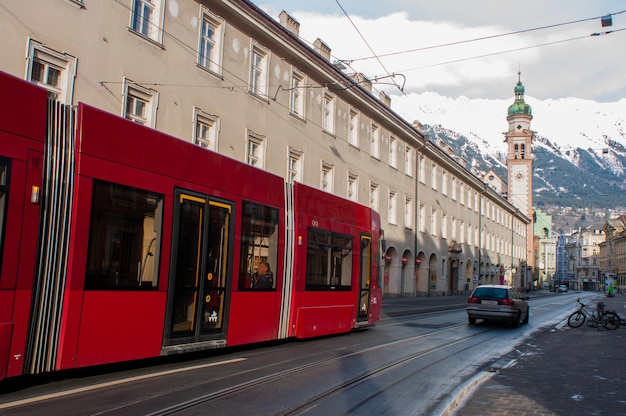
[382,291,626,416]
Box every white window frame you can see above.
[193,107,219,151]
[129,0,165,44]
[371,123,380,159]
[249,42,269,99]
[389,136,397,169]
[388,190,397,225]
[246,129,266,168]
[405,145,414,177]
[419,203,425,233]
[348,108,359,147]
[442,170,448,196]
[419,153,426,183]
[431,208,437,237]
[26,39,77,105]
[122,78,159,127]
[347,172,358,202]
[405,196,413,230]
[289,68,305,118]
[431,163,438,190]
[442,212,448,239]
[287,147,303,183]
[369,182,379,211]
[197,8,225,76]
[321,161,334,193]
[322,91,335,135]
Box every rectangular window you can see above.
[130,0,164,43]
[388,190,397,225]
[442,213,448,239]
[451,177,457,200]
[323,92,335,134]
[198,8,224,75]
[27,40,76,104]
[246,130,266,168]
[249,43,269,98]
[238,201,279,290]
[419,203,425,233]
[431,208,437,236]
[349,109,359,147]
[389,136,397,169]
[442,171,448,196]
[347,172,358,202]
[419,153,426,183]
[431,163,437,190]
[290,69,305,117]
[321,161,334,193]
[370,123,380,159]
[306,229,352,290]
[85,181,163,290]
[370,182,379,211]
[288,147,303,183]
[405,196,413,229]
[193,108,219,151]
[405,145,414,177]
[123,79,159,127]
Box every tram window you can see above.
[238,201,279,290]
[0,160,8,273]
[85,181,163,290]
[306,229,352,291]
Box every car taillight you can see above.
[500,299,514,305]
[468,297,479,304]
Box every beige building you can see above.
[566,226,605,291]
[0,0,530,296]
[599,215,626,291]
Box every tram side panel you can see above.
[290,182,373,338]
[57,104,286,369]
[0,72,47,380]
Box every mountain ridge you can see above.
[390,92,626,233]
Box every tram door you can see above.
[357,234,372,322]
[165,191,233,345]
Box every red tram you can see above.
[0,71,382,380]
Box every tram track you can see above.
[143,323,499,416]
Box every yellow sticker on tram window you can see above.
[206,295,211,303]
[208,273,213,280]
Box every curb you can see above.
[434,370,494,416]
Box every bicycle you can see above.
[567,298,620,330]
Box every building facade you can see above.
[599,215,626,291]
[533,209,556,289]
[0,0,531,296]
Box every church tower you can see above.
[505,72,534,283]
[505,72,533,217]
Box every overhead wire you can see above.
[346,9,626,63]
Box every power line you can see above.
[333,0,405,94]
[345,10,626,63]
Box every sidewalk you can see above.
[449,293,626,416]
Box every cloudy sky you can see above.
[256,1,626,102]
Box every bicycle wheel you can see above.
[603,312,621,330]
[567,311,585,328]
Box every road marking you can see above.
[0,358,247,410]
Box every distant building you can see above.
[599,215,626,291]
[533,209,555,289]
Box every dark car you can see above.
[466,284,529,327]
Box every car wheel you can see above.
[523,307,529,324]
[468,316,477,325]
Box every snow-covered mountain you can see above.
[390,92,626,232]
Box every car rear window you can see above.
[472,288,508,300]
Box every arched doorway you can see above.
[383,247,399,296]
[401,249,413,296]
[449,259,459,294]
[428,253,438,296]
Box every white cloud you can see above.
[258,1,626,102]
